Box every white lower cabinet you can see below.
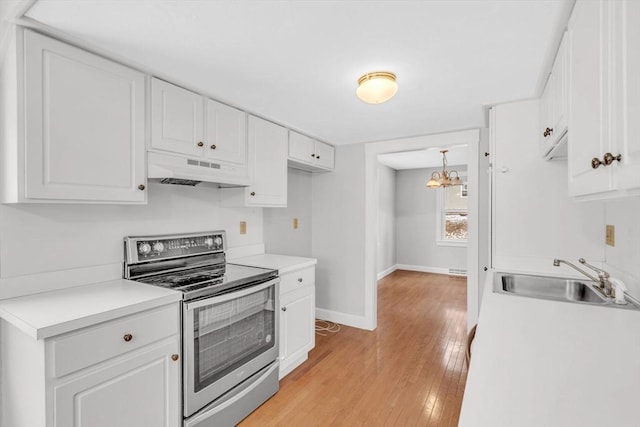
[279,267,315,379]
[52,339,179,427]
[0,303,181,427]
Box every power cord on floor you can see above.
[315,319,340,336]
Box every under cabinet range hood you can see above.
[148,151,251,187]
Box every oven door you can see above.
[183,278,279,417]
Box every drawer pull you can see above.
[281,307,287,312]
[123,333,133,342]
[210,144,217,150]
[197,141,204,147]
[298,278,303,283]
[171,354,179,361]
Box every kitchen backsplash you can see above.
[0,182,263,298]
[604,197,640,298]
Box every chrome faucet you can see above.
[553,258,613,297]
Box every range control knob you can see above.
[152,242,165,253]
[138,242,151,255]
[213,236,223,247]
[204,237,214,247]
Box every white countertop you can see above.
[0,280,182,340]
[459,271,640,427]
[230,253,317,275]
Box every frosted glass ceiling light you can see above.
[426,150,463,189]
[356,71,397,104]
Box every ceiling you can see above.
[378,145,467,171]
[25,0,569,146]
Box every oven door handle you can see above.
[184,278,279,311]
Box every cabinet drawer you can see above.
[280,267,315,295]
[50,304,179,378]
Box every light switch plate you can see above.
[240,221,247,235]
[606,224,615,246]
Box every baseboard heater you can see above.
[448,268,467,276]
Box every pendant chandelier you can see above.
[426,150,463,188]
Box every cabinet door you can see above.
[551,32,568,136]
[53,338,180,427]
[246,116,288,207]
[314,141,335,170]
[540,74,553,154]
[279,286,315,378]
[151,78,204,157]
[23,30,146,202]
[289,131,315,164]
[612,0,640,191]
[568,0,611,196]
[205,99,247,165]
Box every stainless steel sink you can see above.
[494,272,640,310]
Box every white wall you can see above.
[263,168,312,257]
[491,100,605,273]
[376,163,396,277]
[396,167,467,272]
[604,197,640,298]
[0,182,263,298]
[312,143,367,326]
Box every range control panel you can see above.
[125,231,225,264]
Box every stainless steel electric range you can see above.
[123,231,280,427]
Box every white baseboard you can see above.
[396,264,450,275]
[376,264,398,280]
[315,308,373,331]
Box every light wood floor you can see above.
[240,270,468,426]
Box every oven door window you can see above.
[193,286,276,392]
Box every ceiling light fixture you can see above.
[426,150,463,188]
[356,71,398,104]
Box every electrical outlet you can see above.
[606,224,615,246]
[240,221,247,235]
[293,217,299,229]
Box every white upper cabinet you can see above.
[288,131,335,172]
[205,98,247,165]
[540,32,568,160]
[220,115,288,207]
[151,79,204,157]
[568,0,640,199]
[150,78,248,166]
[246,116,288,207]
[1,29,147,203]
[612,0,640,192]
